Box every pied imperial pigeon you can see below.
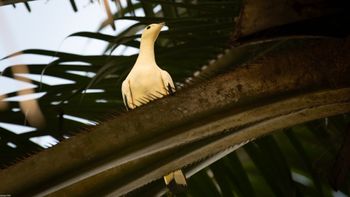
[121,22,187,193]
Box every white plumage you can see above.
[121,23,186,193]
[121,23,175,109]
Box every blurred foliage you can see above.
[0,0,349,196]
[0,0,242,167]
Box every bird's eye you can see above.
[146,26,151,30]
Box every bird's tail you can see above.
[163,169,187,194]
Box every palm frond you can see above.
[1,0,350,196]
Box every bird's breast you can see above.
[128,68,167,106]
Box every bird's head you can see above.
[141,22,165,43]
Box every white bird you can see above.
[121,23,187,193]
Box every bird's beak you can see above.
[159,22,166,27]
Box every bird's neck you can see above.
[135,39,157,67]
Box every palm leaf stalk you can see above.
[1,38,350,196]
[0,0,350,196]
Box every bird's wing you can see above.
[121,79,134,110]
[160,70,176,95]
